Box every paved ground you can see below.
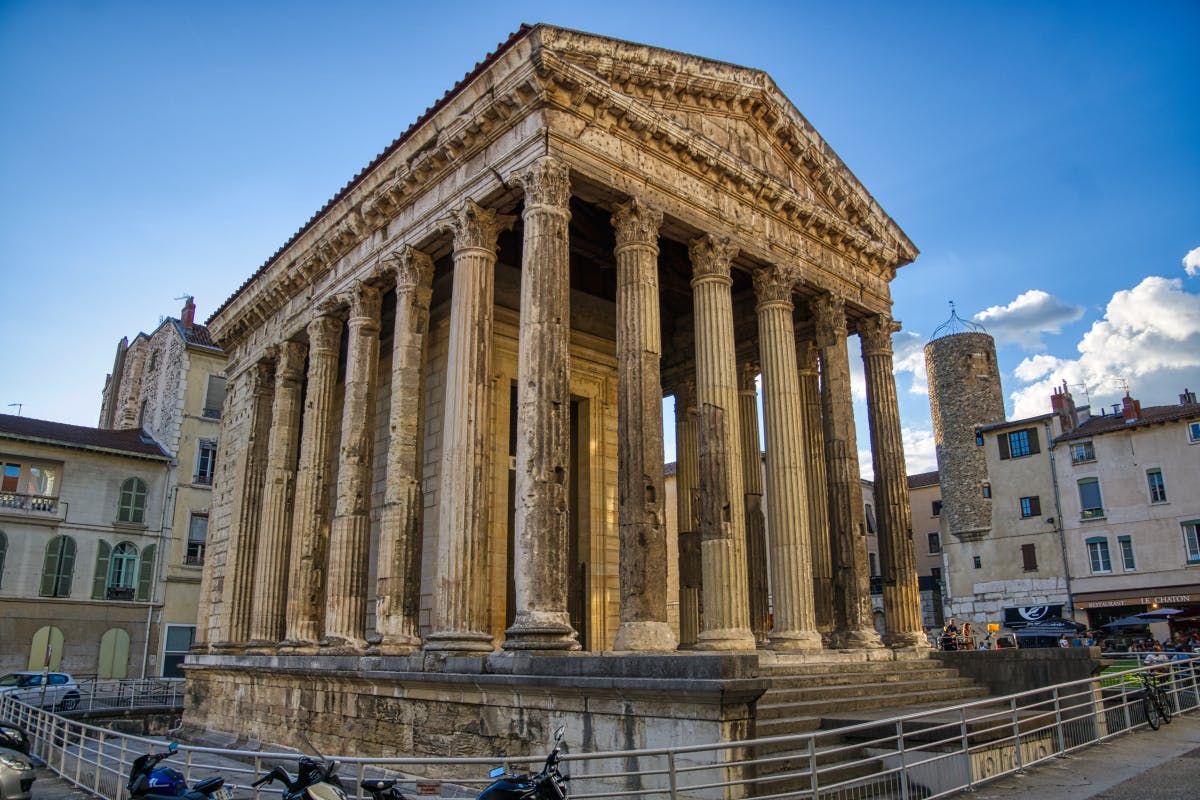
[26,715,1200,799]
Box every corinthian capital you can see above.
[386,245,435,292]
[249,360,275,396]
[515,157,571,211]
[272,340,308,384]
[341,281,382,330]
[858,313,902,356]
[688,234,738,282]
[810,292,848,343]
[307,314,342,355]
[611,198,663,249]
[752,264,798,307]
[444,198,516,254]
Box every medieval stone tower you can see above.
[924,308,1005,540]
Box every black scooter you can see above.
[127,742,231,800]
[252,756,349,800]
[476,726,569,800]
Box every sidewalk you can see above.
[966,713,1200,799]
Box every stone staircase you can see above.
[747,652,992,797]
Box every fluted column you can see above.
[813,293,881,648]
[797,337,835,641]
[860,313,924,647]
[689,234,755,651]
[426,199,515,653]
[248,340,306,646]
[216,361,273,647]
[323,282,382,650]
[755,266,822,650]
[504,157,580,651]
[283,314,342,648]
[376,247,435,654]
[737,362,770,647]
[610,198,677,651]
[675,379,701,648]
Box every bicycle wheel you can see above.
[1157,688,1173,724]
[1144,694,1161,730]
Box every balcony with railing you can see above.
[0,491,61,517]
[105,586,135,601]
[1081,507,1106,520]
[201,406,222,420]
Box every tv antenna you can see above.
[7,403,22,416]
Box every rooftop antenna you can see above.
[1067,383,1090,404]
[7,403,22,416]
[1104,376,1130,395]
[174,293,192,302]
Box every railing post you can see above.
[897,719,909,800]
[1052,686,1066,755]
[1010,696,1024,774]
[667,750,678,799]
[1119,675,1133,732]
[959,707,973,791]
[809,734,820,800]
[95,730,106,797]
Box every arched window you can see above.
[97,628,130,679]
[28,625,64,671]
[0,530,6,589]
[117,478,147,524]
[39,534,76,597]
[108,542,139,591]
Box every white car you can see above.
[0,673,81,712]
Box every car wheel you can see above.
[59,693,79,711]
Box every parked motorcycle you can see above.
[127,742,232,800]
[477,726,569,800]
[252,755,348,800]
[359,776,414,800]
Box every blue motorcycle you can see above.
[127,743,231,800]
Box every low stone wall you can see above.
[931,647,1103,696]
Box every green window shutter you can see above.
[136,544,156,601]
[92,540,112,599]
[40,536,62,596]
[56,536,76,597]
[998,434,1010,460]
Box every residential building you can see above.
[0,415,170,676]
[865,472,946,630]
[1053,387,1200,631]
[99,296,226,675]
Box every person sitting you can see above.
[1144,642,1170,671]
[961,622,974,649]
[941,619,959,650]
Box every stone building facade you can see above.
[187,25,924,762]
[100,297,227,675]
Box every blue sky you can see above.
[2,1,1197,475]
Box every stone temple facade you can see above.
[187,25,923,763]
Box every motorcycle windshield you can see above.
[307,782,349,800]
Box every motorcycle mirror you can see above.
[168,742,179,753]
[488,767,505,779]
[553,725,565,743]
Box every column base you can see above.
[209,641,246,654]
[693,627,757,652]
[831,629,884,649]
[423,630,495,654]
[244,639,279,654]
[883,631,926,648]
[277,639,320,655]
[319,636,367,655]
[613,621,679,652]
[376,633,423,655]
[503,612,581,651]
[768,629,825,652]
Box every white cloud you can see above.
[848,329,929,401]
[1009,276,1200,418]
[1184,246,1200,278]
[973,289,1084,349]
[857,426,938,483]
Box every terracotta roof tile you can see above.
[0,414,170,460]
[907,470,940,489]
[1055,402,1200,442]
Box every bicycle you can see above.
[1137,670,1173,730]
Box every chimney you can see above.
[181,296,196,329]
[1050,380,1078,433]
[1182,388,1198,406]
[1122,392,1142,423]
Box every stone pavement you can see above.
[25,715,1200,799]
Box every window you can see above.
[972,555,982,569]
[930,566,943,590]
[1147,469,1167,504]
[186,514,207,566]
[1078,478,1104,520]
[927,532,941,554]
[162,625,196,678]
[1021,543,1038,571]
[1087,537,1112,573]
[975,430,984,446]
[39,535,76,597]
[864,503,877,534]
[1184,521,1200,564]
[194,440,217,485]
[1020,496,1042,518]
[202,375,227,419]
[1118,535,1136,571]
[117,477,147,524]
[868,552,878,577]
[999,428,1040,460]
[107,542,139,598]
[931,500,942,517]
[1070,441,1095,464]
[981,482,991,498]
[1188,421,1200,443]
[1,461,19,492]
[0,459,60,512]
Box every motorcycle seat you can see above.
[361,779,396,791]
[193,777,224,794]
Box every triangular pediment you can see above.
[531,25,917,266]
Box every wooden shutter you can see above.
[998,433,1010,460]
[1030,496,1042,516]
[56,536,76,597]
[136,544,156,601]
[1021,543,1038,571]
[40,536,61,596]
[1028,428,1041,454]
[92,540,112,599]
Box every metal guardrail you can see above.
[2,658,1197,800]
[70,678,187,713]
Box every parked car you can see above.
[0,673,81,711]
[0,746,36,800]
[0,723,27,756]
